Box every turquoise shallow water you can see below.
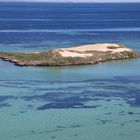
[0,59,140,140]
[0,2,140,140]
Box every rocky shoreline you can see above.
[0,43,139,66]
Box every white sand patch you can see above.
[58,43,133,58]
[61,43,119,52]
[111,48,132,53]
[59,50,93,58]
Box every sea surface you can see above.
[0,2,140,140]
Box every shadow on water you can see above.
[0,75,140,110]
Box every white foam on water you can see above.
[0,27,140,33]
[0,18,140,21]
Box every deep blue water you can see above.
[0,2,140,51]
[0,2,140,140]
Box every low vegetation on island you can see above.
[0,43,139,66]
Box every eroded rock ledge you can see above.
[0,43,139,66]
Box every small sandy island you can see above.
[0,43,139,66]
